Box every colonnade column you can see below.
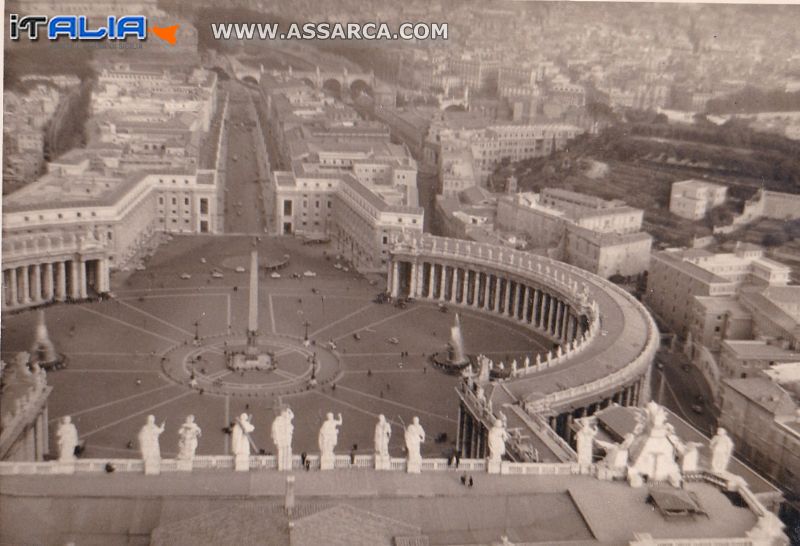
[8,269,18,307]
[390,261,400,298]
[522,286,530,323]
[427,263,435,299]
[506,281,515,317]
[439,265,447,301]
[483,274,491,311]
[533,289,541,327]
[493,278,501,312]
[79,260,88,299]
[549,296,558,335]
[451,267,459,304]
[43,263,54,300]
[409,262,418,298]
[20,265,30,304]
[31,264,41,303]
[555,301,564,338]
[513,283,522,320]
[56,262,66,302]
[472,271,480,307]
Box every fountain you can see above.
[430,313,472,374]
[30,310,67,370]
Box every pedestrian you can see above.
[460,473,467,486]
[301,451,307,466]
[468,475,474,488]
[350,450,356,465]
[455,450,461,468]
[304,459,311,471]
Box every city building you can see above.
[670,180,728,221]
[495,189,652,279]
[646,243,791,338]
[719,376,800,502]
[1,62,226,312]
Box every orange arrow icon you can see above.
[151,24,179,45]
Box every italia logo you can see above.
[9,14,178,45]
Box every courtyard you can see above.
[2,235,550,460]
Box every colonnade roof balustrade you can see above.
[390,234,659,415]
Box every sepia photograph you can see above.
[1,0,799,544]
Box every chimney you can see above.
[285,475,295,516]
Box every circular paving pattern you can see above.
[161,332,341,397]
[0,235,552,459]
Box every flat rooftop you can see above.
[0,470,758,545]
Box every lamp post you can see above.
[193,319,200,344]
[303,319,311,347]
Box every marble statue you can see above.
[404,417,425,462]
[625,402,682,487]
[271,407,294,470]
[524,356,531,369]
[56,416,79,462]
[576,417,598,468]
[177,415,202,460]
[747,512,786,541]
[487,418,509,463]
[318,412,343,458]
[511,359,518,373]
[232,413,254,457]
[374,414,391,457]
[709,427,734,474]
[535,354,541,366]
[138,415,165,461]
[680,441,701,473]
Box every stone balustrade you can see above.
[0,455,576,476]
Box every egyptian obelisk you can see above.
[246,249,258,356]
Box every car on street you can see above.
[135,264,146,271]
[270,272,281,279]
[235,266,246,273]
[353,333,361,341]
[303,270,317,277]
[387,337,399,345]
[334,263,342,270]
[200,257,207,264]
[180,273,192,280]
[691,404,704,415]
[211,269,224,279]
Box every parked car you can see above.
[387,337,399,345]
[235,266,246,273]
[691,404,704,415]
[303,270,317,278]
[270,272,281,279]
[211,269,224,279]
[180,273,192,280]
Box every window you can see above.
[200,198,208,214]
[283,200,293,215]
[108,231,113,240]
[184,198,189,206]
[159,197,164,205]
[172,197,177,205]
[200,220,208,233]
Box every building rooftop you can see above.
[0,468,763,545]
[721,340,800,361]
[724,377,796,417]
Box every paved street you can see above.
[2,236,550,461]
[223,83,269,235]
[650,348,718,435]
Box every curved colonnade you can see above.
[2,232,111,312]
[388,234,659,461]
